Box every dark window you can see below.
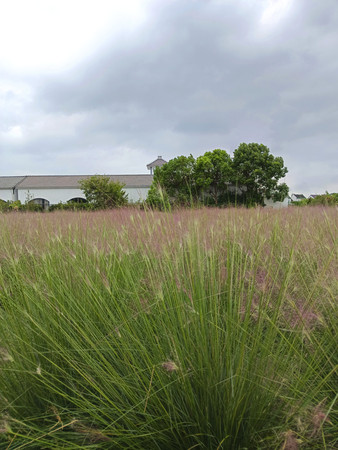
[29,198,50,209]
[67,197,87,203]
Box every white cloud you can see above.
[2,125,23,140]
[260,0,293,26]
[0,0,149,73]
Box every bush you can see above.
[145,183,171,210]
[292,193,338,207]
[48,201,89,212]
[79,175,128,209]
[309,192,338,206]
[24,201,44,212]
[0,199,8,212]
[0,200,43,212]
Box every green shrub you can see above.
[49,201,89,212]
[0,199,9,212]
[308,192,338,206]
[0,200,43,212]
[145,184,171,210]
[292,193,338,207]
[79,175,128,209]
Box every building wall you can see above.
[124,187,150,202]
[264,197,289,209]
[17,188,86,204]
[17,187,151,205]
[0,189,15,202]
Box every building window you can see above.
[29,198,50,210]
[67,197,87,203]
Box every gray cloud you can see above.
[1,0,337,195]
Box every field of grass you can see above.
[0,207,337,449]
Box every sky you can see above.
[1,0,337,196]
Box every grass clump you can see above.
[0,207,337,449]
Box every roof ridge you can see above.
[12,174,153,177]
[0,175,26,178]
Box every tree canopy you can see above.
[195,149,232,205]
[149,155,198,207]
[147,144,288,208]
[232,143,288,205]
[79,175,128,209]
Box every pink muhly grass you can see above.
[281,430,299,450]
[161,361,179,372]
[0,416,10,435]
[138,297,151,314]
[255,268,271,294]
[288,303,321,330]
[310,402,331,437]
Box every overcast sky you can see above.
[1,0,337,195]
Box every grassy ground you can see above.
[0,207,337,449]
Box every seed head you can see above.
[0,347,13,362]
[311,403,330,436]
[161,361,178,372]
[114,327,121,338]
[281,430,299,450]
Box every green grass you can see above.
[0,207,337,449]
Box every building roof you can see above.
[16,175,154,189]
[0,176,26,189]
[146,156,167,169]
[0,174,153,190]
[292,194,306,199]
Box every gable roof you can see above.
[13,174,153,189]
[146,156,167,169]
[0,176,26,189]
[292,193,306,199]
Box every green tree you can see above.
[194,149,232,205]
[232,143,288,206]
[149,155,198,206]
[79,175,128,209]
[146,183,170,210]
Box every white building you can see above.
[291,193,306,202]
[263,197,289,209]
[0,176,24,202]
[0,174,154,208]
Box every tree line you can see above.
[147,143,289,208]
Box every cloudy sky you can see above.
[1,0,337,195]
